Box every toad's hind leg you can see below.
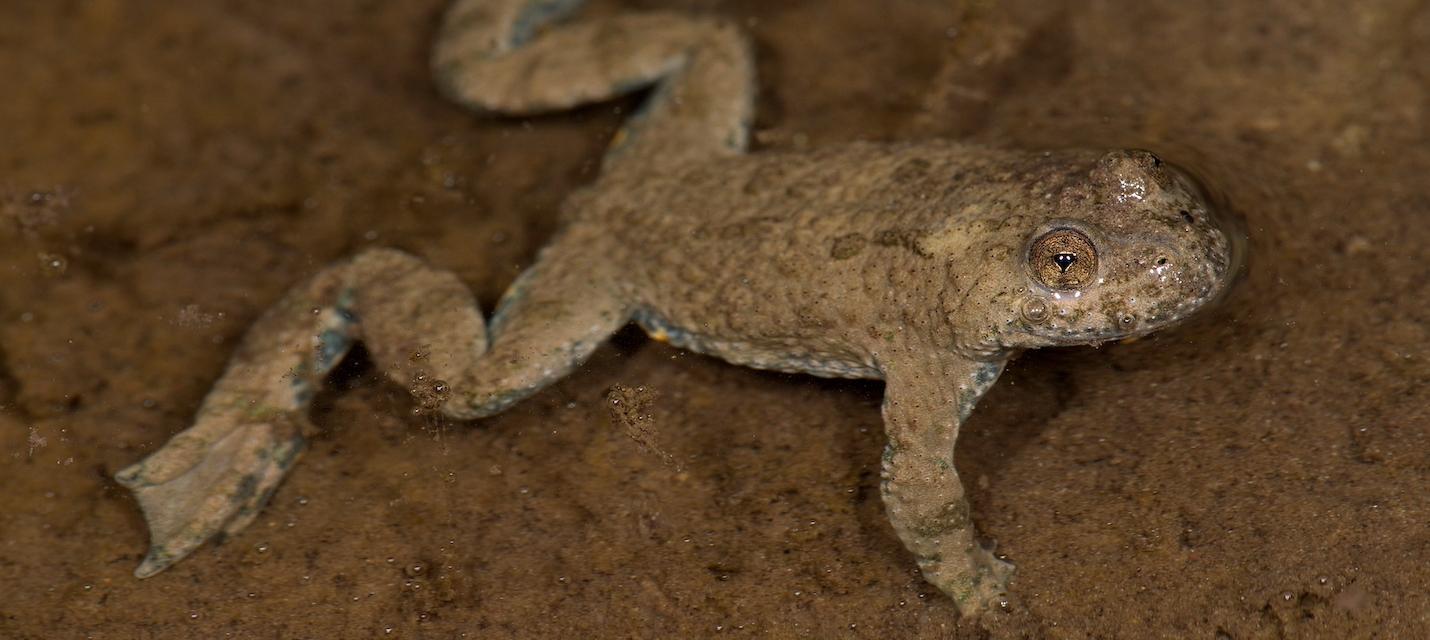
[116,247,630,577]
[431,0,755,170]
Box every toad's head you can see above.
[975,150,1244,353]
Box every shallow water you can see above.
[0,0,1426,638]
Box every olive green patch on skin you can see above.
[830,233,866,259]
[230,474,259,507]
[909,500,973,538]
[890,157,933,185]
[873,227,933,258]
[717,215,781,241]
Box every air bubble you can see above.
[1020,297,1050,324]
[39,253,68,275]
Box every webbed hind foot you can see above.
[116,414,305,577]
[115,248,473,576]
[118,245,630,577]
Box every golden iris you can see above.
[1029,229,1097,289]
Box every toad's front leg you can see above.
[880,354,1012,616]
[116,245,631,577]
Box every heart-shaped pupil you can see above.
[1053,253,1077,273]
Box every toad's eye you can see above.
[1030,229,1097,289]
